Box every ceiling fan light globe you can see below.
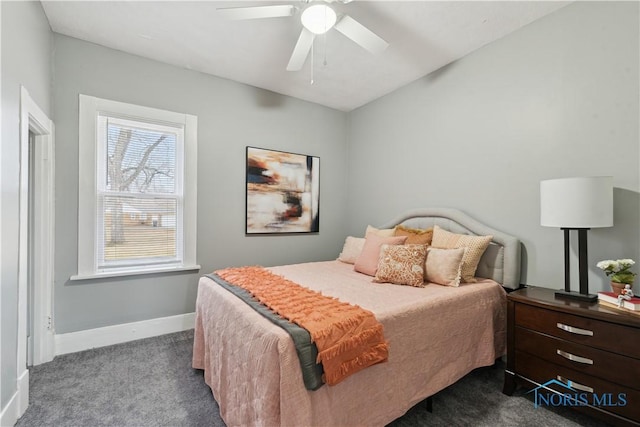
[301,4,337,35]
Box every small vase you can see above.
[610,281,628,296]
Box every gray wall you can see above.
[4,3,638,396]
[1,0,52,411]
[52,35,348,333]
[346,1,639,292]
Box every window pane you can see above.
[101,196,178,265]
[106,121,176,194]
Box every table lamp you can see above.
[540,176,613,302]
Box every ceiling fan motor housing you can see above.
[301,2,337,35]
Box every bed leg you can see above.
[425,396,433,413]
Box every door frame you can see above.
[16,86,55,415]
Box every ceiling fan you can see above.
[217,1,389,71]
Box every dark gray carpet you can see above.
[16,330,609,426]
[16,330,222,427]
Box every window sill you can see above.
[70,264,201,281]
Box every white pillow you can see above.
[337,236,366,264]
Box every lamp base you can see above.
[554,290,598,303]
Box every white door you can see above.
[16,86,56,418]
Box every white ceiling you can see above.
[41,1,570,112]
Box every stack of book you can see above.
[597,291,640,314]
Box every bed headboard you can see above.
[380,208,521,290]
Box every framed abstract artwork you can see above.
[246,146,320,234]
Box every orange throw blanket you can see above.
[216,266,389,385]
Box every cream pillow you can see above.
[354,234,407,276]
[337,236,366,264]
[373,244,428,287]
[431,225,492,283]
[365,225,395,237]
[425,247,466,287]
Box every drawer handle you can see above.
[557,349,593,365]
[556,323,593,336]
[557,375,594,393]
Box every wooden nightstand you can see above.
[503,286,640,426]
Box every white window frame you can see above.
[72,95,199,280]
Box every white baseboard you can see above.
[0,391,19,427]
[55,312,195,356]
[0,370,28,427]
[17,369,28,420]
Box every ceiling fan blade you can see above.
[334,15,388,54]
[217,5,295,20]
[286,28,315,71]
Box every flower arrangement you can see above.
[596,259,637,285]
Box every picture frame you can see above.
[246,146,320,234]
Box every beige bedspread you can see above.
[193,260,506,426]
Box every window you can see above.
[73,95,199,279]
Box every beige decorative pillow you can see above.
[365,225,395,238]
[354,234,408,276]
[425,247,466,287]
[337,236,366,264]
[374,244,428,287]
[394,225,434,245]
[431,225,492,283]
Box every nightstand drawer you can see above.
[515,303,640,359]
[516,350,640,423]
[516,327,640,390]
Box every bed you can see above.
[192,208,521,426]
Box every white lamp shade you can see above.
[301,4,337,35]
[540,176,613,228]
